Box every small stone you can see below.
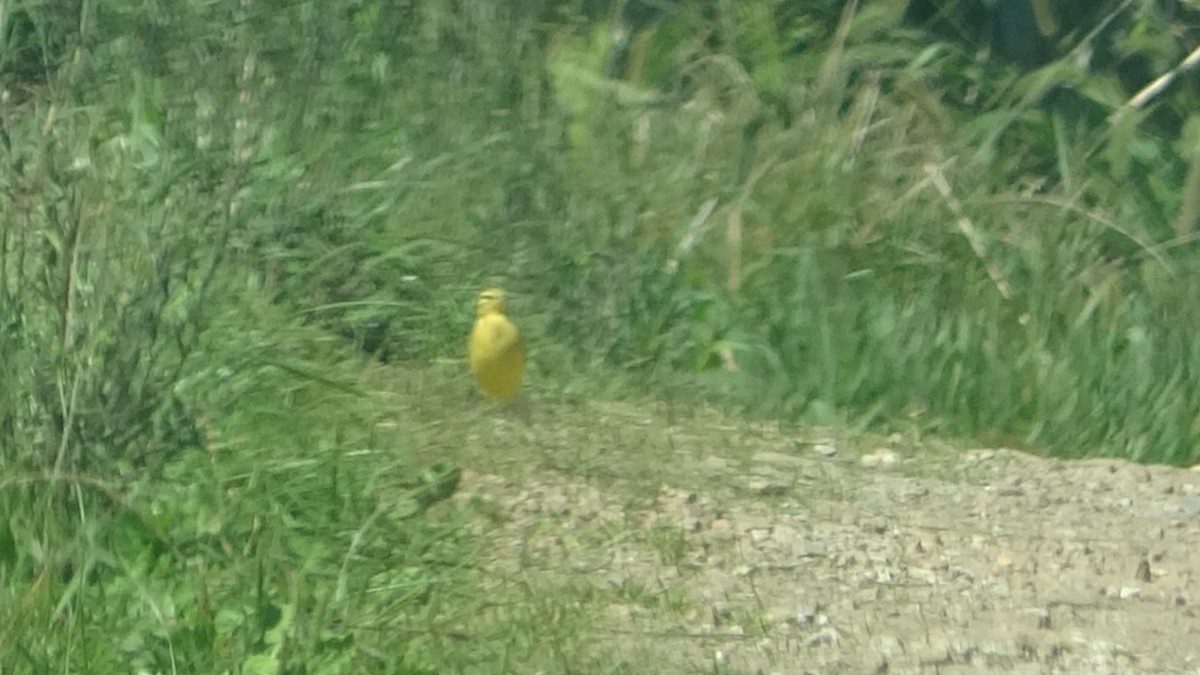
[792,540,827,558]
[861,449,901,469]
[805,626,841,647]
[747,476,791,496]
[992,484,1024,497]
[968,449,996,462]
[870,634,902,657]
[981,640,1016,658]
[793,604,819,624]
[813,442,838,457]
[753,451,806,468]
[862,517,889,534]
[909,567,938,584]
[1119,586,1141,600]
[865,567,893,583]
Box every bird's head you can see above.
[476,287,508,317]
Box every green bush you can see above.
[530,0,1200,463]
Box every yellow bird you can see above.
[468,287,525,403]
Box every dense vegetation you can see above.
[2,0,1198,670]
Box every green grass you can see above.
[3,0,1200,671]
[0,308,457,672]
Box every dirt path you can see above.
[445,401,1200,673]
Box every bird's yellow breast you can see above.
[468,290,524,402]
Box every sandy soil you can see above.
[453,403,1200,674]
